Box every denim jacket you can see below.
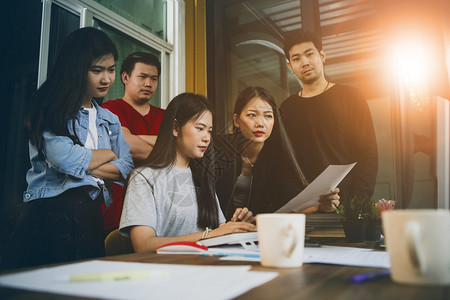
[24,101,134,208]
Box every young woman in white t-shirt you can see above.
[119,93,256,252]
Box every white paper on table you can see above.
[0,260,278,300]
[276,162,357,213]
[220,256,261,262]
[220,245,390,268]
[303,245,391,268]
[208,245,260,256]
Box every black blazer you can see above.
[213,133,305,220]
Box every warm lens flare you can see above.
[392,37,432,88]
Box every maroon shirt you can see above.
[101,98,165,230]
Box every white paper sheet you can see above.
[276,163,357,213]
[207,245,260,258]
[303,246,391,268]
[0,260,278,300]
[220,245,391,269]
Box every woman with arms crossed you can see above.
[119,93,255,252]
[4,27,133,269]
[214,87,340,220]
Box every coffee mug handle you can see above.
[405,221,426,274]
[283,223,298,257]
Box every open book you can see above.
[276,163,356,213]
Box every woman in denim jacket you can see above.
[4,28,133,269]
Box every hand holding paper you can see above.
[276,163,356,213]
[317,187,340,213]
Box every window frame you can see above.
[37,0,185,108]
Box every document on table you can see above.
[276,162,356,213]
[220,245,391,269]
[0,260,278,300]
[303,246,391,268]
[207,245,260,258]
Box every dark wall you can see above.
[0,0,41,257]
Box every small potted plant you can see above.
[365,198,396,241]
[365,200,382,241]
[334,195,368,242]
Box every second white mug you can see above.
[382,209,450,285]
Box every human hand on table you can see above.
[231,207,255,223]
[210,220,256,238]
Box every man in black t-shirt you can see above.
[280,30,378,202]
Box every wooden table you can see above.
[0,239,448,300]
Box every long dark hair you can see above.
[25,27,118,157]
[143,92,219,229]
[233,86,308,186]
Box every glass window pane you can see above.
[232,43,299,106]
[92,0,167,41]
[94,20,162,107]
[48,3,80,76]
[209,0,302,130]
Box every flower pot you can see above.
[342,219,367,242]
[366,220,382,241]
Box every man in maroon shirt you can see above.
[102,52,165,234]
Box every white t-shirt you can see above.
[84,104,98,150]
[84,104,104,185]
[119,166,226,237]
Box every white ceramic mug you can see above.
[257,213,305,268]
[382,209,450,285]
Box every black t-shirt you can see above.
[280,84,378,199]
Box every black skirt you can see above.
[2,187,105,270]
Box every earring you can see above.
[173,119,178,137]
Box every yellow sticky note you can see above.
[69,270,169,282]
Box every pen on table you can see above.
[69,270,169,282]
[349,269,390,284]
[202,252,260,258]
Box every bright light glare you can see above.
[392,37,431,88]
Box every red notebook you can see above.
[156,241,208,254]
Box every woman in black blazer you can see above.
[213,87,339,221]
